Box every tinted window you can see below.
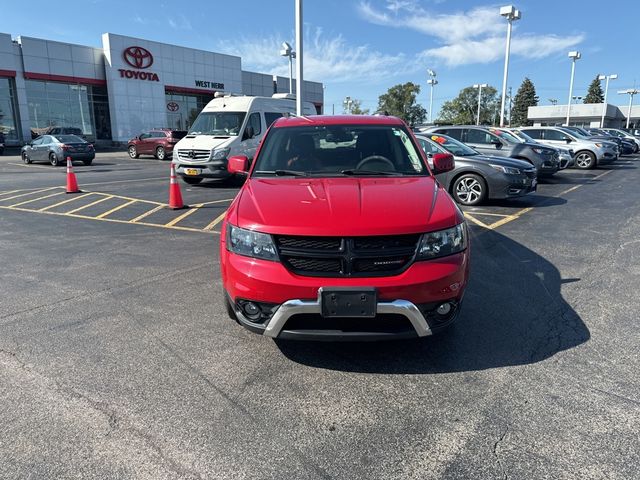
[434,128,463,141]
[31,137,44,146]
[417,137,442,155]
[139,132,152,140]
[465,129,493,144]
[41,135,53,145]
[523,129,543,139]
[265,112,283,127]
[170,130,187,139]
[247,112,262,137]
[53,135,86,143]
[544,129,569,141]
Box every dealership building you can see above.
[0,32,324,146]
[528,103,640,128]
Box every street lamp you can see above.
[343,96,353,114]
[499,5,521,127]
[279,41,296,95]
[427,69,438,124]
[473,83,488,125]
[598,73,617,127]
[572,96,583,102]
[566,50,582,125]
[618,89,639,129]
[549,98,558,105]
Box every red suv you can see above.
[127,129,187,160]
[220,115,469,340]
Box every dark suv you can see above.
[426,126,560,177]
[127,129,187,160]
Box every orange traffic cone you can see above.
[66,157,80,194]
[168,163,187,209]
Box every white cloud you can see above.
[217,27,413,83]
[167,14,192,31]
[358,1,584,67]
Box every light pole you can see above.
[473,83,488,125]
[499,5,521,127]
[599,73,617,127]
[619,89,639,129]
[295,0,304,115]
[279,42,296,95]
[343,96,353,114]
[427,69,438,124]
[566,50,581,125]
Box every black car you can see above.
[21,134,95,166]
[415,133,537,206]
[425,125,559,177]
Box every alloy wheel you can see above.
[455,177,483,204]
[575,153,594,169]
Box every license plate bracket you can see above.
[320,287,377,318]
[185,168,201,176]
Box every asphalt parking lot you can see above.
[1,152,639,479]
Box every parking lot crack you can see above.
[493,426,510,480]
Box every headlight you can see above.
[490,164,521,175]
[594,143,602,148]
[227,224,278,261]
[532,147,548,154]
[210,147,230,160]
[417,223,467,260]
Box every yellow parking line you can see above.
[463,213,491,229]
[164,204,203,227]
[130,204,164,223]
[92,191,165,206]
[465,211,511,217]
[7,191,65,208]
[487,207,534,230]
[77,177,166,187]
[199,198,235,206]
[204,211,227,231]
[38,192,93,212]
[95,200,137,219]
[0,189,21,197]
[0,186,60,202]
[66,195,113,214]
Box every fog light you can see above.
[437,303,452,315]
[242,302,261,321]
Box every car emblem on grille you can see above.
[188,150,195,159]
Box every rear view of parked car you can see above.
[426,125,560,177]
[127,129,187,160]
[21,134,95,166]
[416,133,537,206]
[519,127,617,169]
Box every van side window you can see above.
[247,112,262,137]
[265,112,284,127]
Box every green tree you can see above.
[377,82,427,125]
[344,98,370,115]
[438,85,499,125]
[584,75,604,103]
[511,77,539,127]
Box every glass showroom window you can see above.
[0,77,20,143]
[26,80,95,139]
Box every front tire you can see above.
[182,176,203,185]
[128,145,139,159]
[574,151,596,169]
[22,152,32,164]
[451,173,487,206]
[49,153,60,166]
[155,146,166,160]
[83,159,93,166]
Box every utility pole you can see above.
[295,0,303,115]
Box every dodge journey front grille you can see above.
[275,234,421,277]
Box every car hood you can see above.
[232,176,463,236]
[460,154,534,169]
[174,135,233,151]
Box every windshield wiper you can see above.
[340,169,399,176]
[254,170,308,177]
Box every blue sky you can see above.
[3,0,638,117]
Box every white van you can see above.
[172,94,317,184]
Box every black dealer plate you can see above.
[320,287,377,318]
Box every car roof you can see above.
[272,115,406,128]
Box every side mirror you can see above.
[491,139,503,149]
[565,137,572,143]
[243,126,255,140]
[431,152,455,174]
[227,155,249,175]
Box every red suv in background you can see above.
[220,115,470,341]
[127,129,187,160]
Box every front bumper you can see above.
[222,248,469,341]
[173,159,230,179]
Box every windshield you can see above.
[253,125,429,177]
[426,134,478,156]
[512,130,536,143]
[560,127,588,139]
[489,128,522,143]
[53,135,86,143]
[188,112,246,136]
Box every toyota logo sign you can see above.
[123,46,154,69]
[167,102,179,112]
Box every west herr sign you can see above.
[119,46,160,82]
[195,80,224,89]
